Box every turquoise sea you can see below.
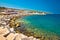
[16,14,60,37]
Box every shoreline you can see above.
[0,14,60,40]
[0,7,60,40]
[0,14,40,40]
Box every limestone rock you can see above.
[15,33,21,40]
[21,38,29,40]
[0,35,6,40]
[6,33,16,40]
[15,33,28,40]
[0,27,10,36]
[18,33,28,38]
[28,36,34,40]
[10,28,15,33]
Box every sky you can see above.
[0,0,60,14]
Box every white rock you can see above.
[33,38,36,40]
[0,35,6,40]
[0,27,10,36]
[6,33,16,40]
[21,38,29,40]
[15,33,21,40]
[29,36,34,38]
[19,33,28,38]
[2,22,6,25]
[0,27,3,29]
[36,39,40,40]
[15,33,28,40]
[28,36,34,40]
[10,28,14,32]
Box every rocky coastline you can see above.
[0,7,60,40]
[0,14,40,40]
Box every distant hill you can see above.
[0,7,49,15]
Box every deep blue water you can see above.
[18,14,60,36]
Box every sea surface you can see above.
[16,14,60,37]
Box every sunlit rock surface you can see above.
[0,27,10,36]
[0,35,6,40]
[6,33,16,40]
[0,26,39,40]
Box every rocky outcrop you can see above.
[6,33,16,40]
[0,27,39,40]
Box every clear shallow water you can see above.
[17,14,60,36]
